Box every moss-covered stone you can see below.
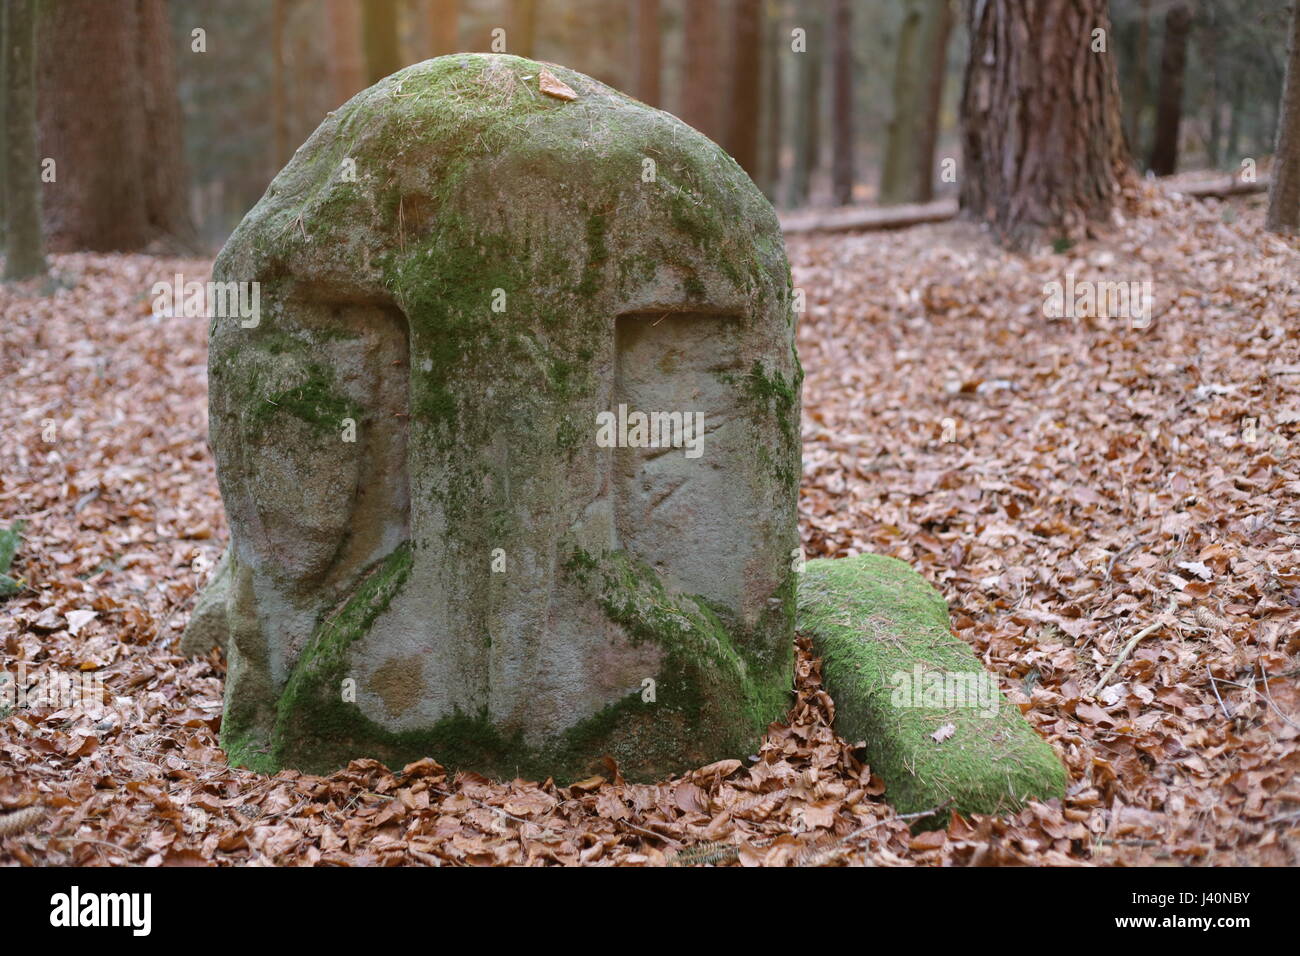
[178,549,232,655]
[207,55,799,782]
[798,555,1067,825]
[0,522,22,600]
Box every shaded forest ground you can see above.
[1,181,1297,865]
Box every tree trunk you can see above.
[272,0,290,172]
[429,0,460,56]
[0,0,8,246]
[37,0,193,252]
[1226,74,1242,162]
[959,0,1129,250]
[761,0,783,200]
[1122,0,1149,159]
[1267,0,1300,233]
[1148,1,1191,176]
[880,2,922,205]
[915,0,953,202]
[682,0,720,141]
[880,0,947,205]
[3,0,45,280]
[785,2,820,207]
[363,0,403,84]
[1204,7,1221,168]
[726,0,763,179]
[330,0,365,103]
[509,0,537,58]
[830,0,853,206]
[631,0,660,106]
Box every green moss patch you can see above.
[798,555,1066,826]
[0,521,24,599]
[225,545,794,783]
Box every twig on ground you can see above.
[1207,663,1234,719]
[1090,599,1177,697]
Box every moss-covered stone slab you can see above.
[205,54,801,782]
[798,555,1066,824]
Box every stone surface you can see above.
[798,555,1067,825]
[206,54,801,781]
[179,549,231,655]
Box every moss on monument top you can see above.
[215,53,784,317]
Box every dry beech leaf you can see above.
[538,69,577,101]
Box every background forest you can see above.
[2,0,1295,252]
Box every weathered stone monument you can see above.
[201,55,800,781]
[190,53,1066,817]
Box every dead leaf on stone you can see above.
[538,69,577,101]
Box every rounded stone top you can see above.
[215,53,787,322]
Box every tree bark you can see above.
[830,0,853,206]
[1122,0,1149,159]
[1148,1,1191,176]
[37,0,193,252]
[959,0,1129,250]
[1267,0,1300,233]
[429,0,460,56]
[915,0,953,203]
[726,0,763,179]
[632,0,660,106]
[3,0,45,279]
[785,2,820,207]
[363,0,403,84]
[880,2,921,205]
[509,0,537,58]
[682,0,720,141]
[761,0,783,200]
[329,0,365,103]
[0,0,8,245]
[272,0,290,172]
[881,0,949,205]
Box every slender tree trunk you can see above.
[4,0,46,280]
[0,0,8,245]
[959,0,1129,250]
[509,0,537,58]
[1204,8,1221,168]
[830,0,853,206]
[915,0,953,202]
[363,0,403,84]
[880,0,926,205]
[761,0,783,200]
[137,0,191,246]
[1148,1,1191,176]
[726,0,763,179]
[682,0,720,141]
[272,0,290,172]
[632,0,660,106]
[880,0,958,203]
[1226,74,1242,163]
[785,2,820,207]
[1122,0,1150,159]
[37,0,192,252]
[1267,0,1300,233]
[429,0,460,56]
[330,0,365,103]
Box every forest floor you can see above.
[1,180,1297,866]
